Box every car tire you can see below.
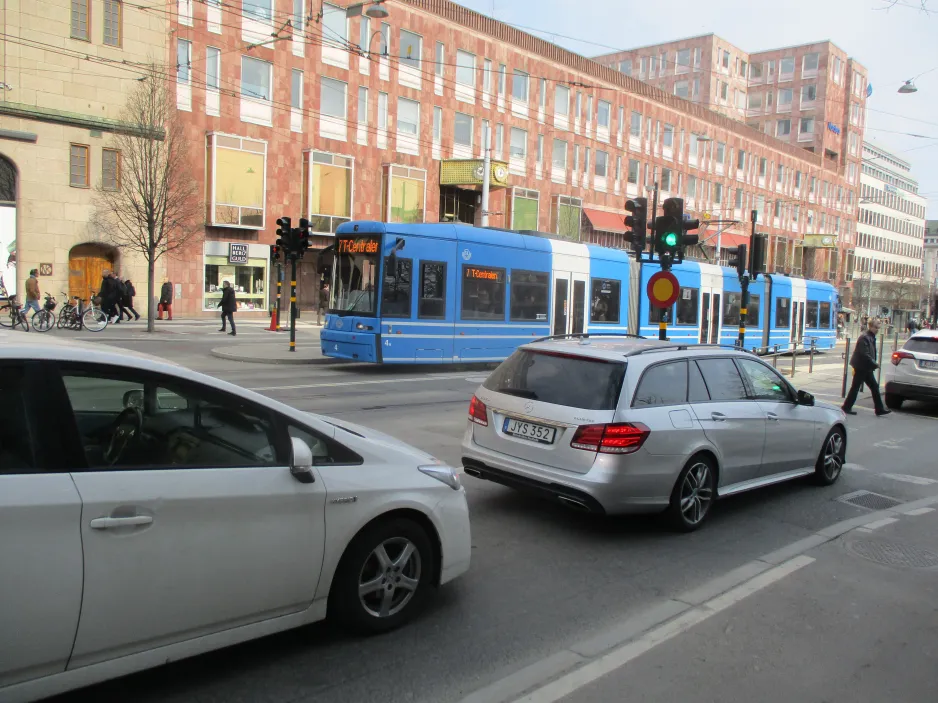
[330,517,435,634]
[885,393,904,410]
[813,426,846,486]
[667,455,716,532]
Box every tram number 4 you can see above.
[384,339,392,347]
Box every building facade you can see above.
[0,0,167,312]
[852,142,927,324]
[161,0,862,317]
[924,219,938,323]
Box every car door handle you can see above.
[710,412,726,422]
[766,412,779,421]
[90,515,153,530]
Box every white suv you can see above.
[883,329,938,409]
[461,336,847,531]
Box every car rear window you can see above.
[905,337,938,354]
[483,349,626,410]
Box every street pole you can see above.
[648,181,667,342]
[275,257,283,331]
[866,262,874,320]
[738,209,756,349]
[480,123,491,227]
[289,255,298,352]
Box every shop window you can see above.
[590,278,620,324]
[383,165,426,223]
[511,188,538,230]
[550,194,582,240]
[302,150,352,234]
[461,265,505,320]
[381,257,412,318]
[509,270,548,322]
[207,133,266,229]
[203,242,268,311]
[676,287,698,325]
[418,261,446,319]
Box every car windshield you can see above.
[331,236,380,316]
[483,349,626,410]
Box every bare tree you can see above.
[881,275,923,316]
[93,68,202,331]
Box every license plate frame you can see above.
[920,359,938,370]
[502,417,557,444]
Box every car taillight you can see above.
[468,395,489,426]
[570,422,650,454]
[891,350,914,366]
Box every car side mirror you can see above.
[796,390,815,406]
[290,437,315,484]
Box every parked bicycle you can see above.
[31,293,57,332]
[0,294,30,332]
[56,291,84,330]
[81,289,109,332]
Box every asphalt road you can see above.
[38,323,938,703]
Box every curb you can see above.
[209,346,346,365]
[454,491,938,703]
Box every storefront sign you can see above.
[39,263,52,276]
[827,122,841,135]
[228,243,249,264]
[337,237,380,255]
[802,234,838,249]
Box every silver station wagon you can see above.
[461,336,848,531]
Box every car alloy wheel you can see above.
[680,461,713,526]
[813,427,846,486]
[357,537,422,618]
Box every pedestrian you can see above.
[219,280,237,336]
[98,270,120,323]
[317,280,330,325]
[113,275,129,323]
[907,317,918,336]
[158,278,173,320]
[842,317,891,417]
[122,278,141,321]
[21,268,41,318]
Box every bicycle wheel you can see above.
[32,309,55,332]
[14,311,29,332]
[0,305,13,329]
[82,307,108,332]
[56,308,71,329]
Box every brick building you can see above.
[163,0,862,317]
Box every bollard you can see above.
[842,337,851,398]
[790,341,797,377]
[773,344,779,368]
[877,332,885,384]
[809,339,815,373]
[893,332,899,353]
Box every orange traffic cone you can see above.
[267,309,279,331]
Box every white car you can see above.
[883,329,938,409]
[0,335,470,703]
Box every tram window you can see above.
[590,278,621,324]
[819,302,831,329]
[775,297,791,327]
[649,304,671,324]
[418,261,447,319]
[676,287,698,325]
[381,257,413,318]
[509,270,549,322]
[747,294,760,326]
[806,301,819,328]
[461,264,506,320]
[723,292,741,326]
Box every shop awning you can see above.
[583,208,627,234]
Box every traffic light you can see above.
[749,233,768,277]
[275,216,292,250]
[661,197,700,263]
[624,197,648,256]
[298,218,311,253]
[654,198,684,270]
[727,244,748,278]
[270,243,281,260]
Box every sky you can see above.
[456,0,938,218]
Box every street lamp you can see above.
[898,80,918,94]
[345,0,389,19]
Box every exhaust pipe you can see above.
[557,495,591,512]
[463,466,484,479]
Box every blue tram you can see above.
[321,222,837,364]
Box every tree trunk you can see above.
[147,253,156,333]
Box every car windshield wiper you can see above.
[497,387,538,399]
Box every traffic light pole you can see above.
[648,182,668,342]
[275,257,283,331]
[289,255,298,352]
[737,209,757,349]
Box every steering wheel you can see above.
[103,407,144,466]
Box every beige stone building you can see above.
[0,0,167,314]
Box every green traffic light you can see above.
[664,232,678,247]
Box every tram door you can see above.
[552,272,587,336]
[790,278,807,348]
[699,288,722,344]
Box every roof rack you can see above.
[530,332,649,344]
[624,343,757,358]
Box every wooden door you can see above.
[69,255,111,302]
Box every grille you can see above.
[836,490,903,511]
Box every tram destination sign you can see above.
[463,266,504,282]
[337,237,380,255]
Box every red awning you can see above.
[699,231,748,248]
[584,208,627,234]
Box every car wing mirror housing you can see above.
[290,437,316,484]
[797,390,815,406]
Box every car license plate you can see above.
[920,360,938,370]
[502,417,556,444]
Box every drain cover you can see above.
[836,490,903,511]
[847,539,938,569]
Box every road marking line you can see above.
[903,507,935,516]
[860,517,899,532]
[248,373,474,391]
[879,473,938,486]
[511,556,815,703]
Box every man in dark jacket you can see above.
[219,280,236,336]
[99,270,120,323]
[842,317,890,416]
[121,278,140,321]
[158,278,173,320]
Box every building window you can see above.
[780,56,794,78]
[537,134,544,163]
[302,150,352,233]
[244,0,273,21]
[734,188,743,209]
[69,144,89,188]
[630,110,641,138]
[207,133,267,229]
[776,119,791,137]
[674,81,689,99]
[241,55,271,99]
[663,124,674,148]
[384,165,426,223]
[801,84,817,103]
[498,64,507,95]
[539,78,547,107]
[555,85,570,117]
[595,150,608,178]
[397,97,419,134]
[357,12,369,51]
[778,88,792,108]
[483,59,492,93]
[71,0,90,40]
[800,117,815,136]
[320,76,347,118]
[203,242,268,312]
[435,42,444,77]
[377,92,388,129]
[399,29,421,69]
[511,188,539,231]
[454,112,473,147]
[747,92,762,110]
[177,40,192,83]
[512,69,529,101]
[552,139,567,170]
[802,52,819,74]
[618,59,631,75]
[716,141,726,164]
[433,106,442,141]
[627,158,639,184]
[101,148,120,191]
[291,69,303,109]
[322,2,348,44]
[509,127,527,159]
[713,183,723,204]
[357,86,368,125]
[103,0,121,46]
[551,195,582,240]
[495,124,504,154]
[720,81,728,100]
[759,157,767,178]
[456,50,475,86]
[597,100,611,128]
[660,168,671,192]
[676,48,691,70]
[206,47,220,89]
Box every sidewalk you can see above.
[209,327,342,365]
[516,498,938,703]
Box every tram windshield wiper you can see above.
[497,387,538,399]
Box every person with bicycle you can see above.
[22,269,41,318]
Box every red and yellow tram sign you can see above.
[647,271,680,309]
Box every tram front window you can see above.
[332,236,380,316]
